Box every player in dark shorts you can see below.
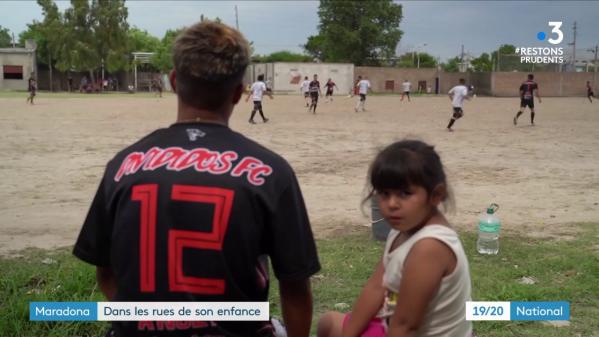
[514,74,541,126]
[73,21,320,337]
[153,76,163,98]
[308,74,322,114]
[324,78,338,103]
[587,81,594,103]
[446,78,470,131]
[246,74,272,124]
[27,76,37,105]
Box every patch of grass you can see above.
[0,248,106,336]
[1,224,597,336]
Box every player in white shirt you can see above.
[246,74,273,124]
[355,75,371,112]
[400,79,411,102]
[446,78,471,132]
[301,76,311,107]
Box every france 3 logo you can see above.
[516,21,565,64]
[536,22,564,45]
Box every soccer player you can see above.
[587,81,595,103]
[301,76,311,107]
[514,74,541,126]
[354,75,371,112]
[73,20,320,337]
[324,78,338,103]
[26,76,37,105]
[153,76,163,98]
[308,74,322,114]
[446,78,470,132]
[400,79,411,102]
[246,74,272,124]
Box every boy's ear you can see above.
[169,70,177,92]
[430,183,447,206]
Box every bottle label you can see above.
[479,222,500,233]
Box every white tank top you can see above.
[379,225,472,337]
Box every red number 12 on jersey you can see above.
[132,184,234,295]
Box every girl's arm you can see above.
[387,238,456,337]
[342,257,386,337]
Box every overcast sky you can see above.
[2,1,598,61]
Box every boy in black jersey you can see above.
[308,74,322,114]
[74,20,320,337]
[514,74,541,125]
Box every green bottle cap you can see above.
[487,203,499,214]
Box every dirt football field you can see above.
[1,92,598,255]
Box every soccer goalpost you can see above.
[131,52,154,91]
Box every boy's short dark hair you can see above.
[173,21,250,110]
[528,74,534,80]
[459,78,465,84]
[257,74,264,81]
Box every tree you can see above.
[491,44,521,71]
[54,0,129,81]
[253,51,312,63]
[395,52,437,68]
[304,0,403,65]
[151,28,185,73]
[128,27,161,53]
[91,0,130,73]
[442,56,461,72]
[471,52,493,72]
[23,0,66,90]
[0,25,12,47]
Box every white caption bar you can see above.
[97,302,269,321]
[465,301,511,321]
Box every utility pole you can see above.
[569,21,577,70]
[496,46,501,72]
[417,43,427,69]
[460,44,465,72]
[588,44,598,73]
[235,5,239,30]
[589,44,598,88]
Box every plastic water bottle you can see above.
[476,203,500,255]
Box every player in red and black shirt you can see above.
[308,74,321,114]
[514,74,541,126]
[324,78,338,103]
[27,76,37,105]
[74,21,320,337]
[587,81,594,103]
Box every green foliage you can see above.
[151,28,185,73]
[128,27,161,53]
[0,25,12,47]
[253,50,312,63]
[91,0,130,73]
[471,52,493,72]
[492,44,529,72]
[442,56,462,72]
[29,0,130,75]
[305,0,403,65]
[396,52,437,68]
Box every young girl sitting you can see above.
[318,139,472,337]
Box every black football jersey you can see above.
[74,122,321,337]
[309,80,320,93]
[519,80,538,99]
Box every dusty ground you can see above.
[1,92,598,255]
